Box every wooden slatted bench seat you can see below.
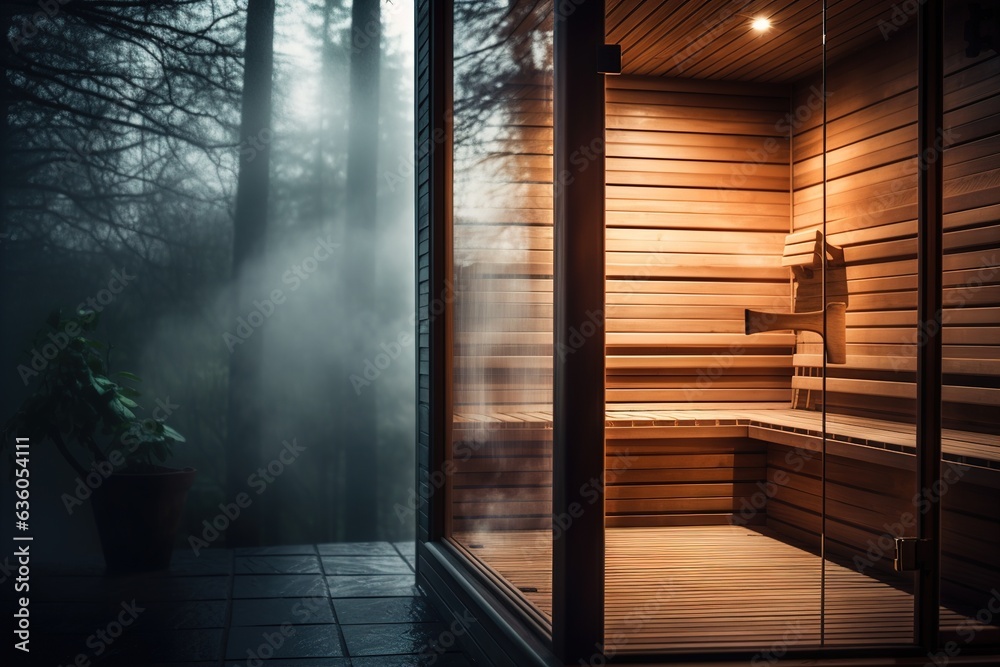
[604,407,999,608]
[452,405,999,606]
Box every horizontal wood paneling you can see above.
[606,425,767,527]
[765,440,1000,608]
[606,75,794,409]
[790,14,1000,433]
[449,77,553,535]
[607,1,906,83]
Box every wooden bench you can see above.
[451,405,999,606]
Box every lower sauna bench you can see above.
[450,407,1000,650]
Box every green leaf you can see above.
[117,395,139,408]
[108,400,135,421]
[116,371,142,382]
[162,424,186,443]
[118,386,141,399]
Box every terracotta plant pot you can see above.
[91,466,197,573]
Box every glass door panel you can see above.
[602,0,829,654]
[817,0,920,647]
[447,0,554,623]
[938,0,1000,649]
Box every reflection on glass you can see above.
[816,0,921,646]
[938,0,1000,648]
[448,0,554,621]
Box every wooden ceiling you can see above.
[607,0,906,83]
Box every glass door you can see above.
[446,0,554,627]
[601,0,834,654]
[937,0,1000,651]
[815,0,920,647]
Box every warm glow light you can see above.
[751,17,772,32]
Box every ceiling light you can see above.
[751,17,772,32]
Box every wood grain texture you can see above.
[790,12,1000,431]
[606,75,794,408]
[452,525,999,651]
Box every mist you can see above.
[0,0,416,562]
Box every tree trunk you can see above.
[225,0,275,547]
[342,0,381,541]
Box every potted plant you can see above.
[2,309,194,572]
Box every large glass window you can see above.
[447,0,554,624]
[938,0,1000,649]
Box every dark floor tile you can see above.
[317,542,398,556]
[38,599,228,631]
[143,600,229,629]
[34,601,115,633]
[36,555,106,576]
[224,660,349,667]
[351,654,476,667]
[33,575,116,602]
[24,632,91,664]
[236,555,323,574]
[232,597,334,626]
[393,541,416,557]
[34,574,229,602]
[125,628,225,662]
[321,556,411,575]
[169,548,235,575]
[234,574,329,598]
[45,629,224,664]
[326,575,419,598]
[404,555,417,572]
[225,624,344,659]
[127,575,232,601]
[334,597,438,625]
[341,622,447,656]
[236,544,317,556]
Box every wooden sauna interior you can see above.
[448,0,1000,654]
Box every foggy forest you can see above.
[0,0,417,555]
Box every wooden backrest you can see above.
[789,18,1000,433]
[605,75,795,408]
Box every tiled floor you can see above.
[30,542,476,666]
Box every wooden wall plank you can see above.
[606,76,794,414]
[790,22,1000,432]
